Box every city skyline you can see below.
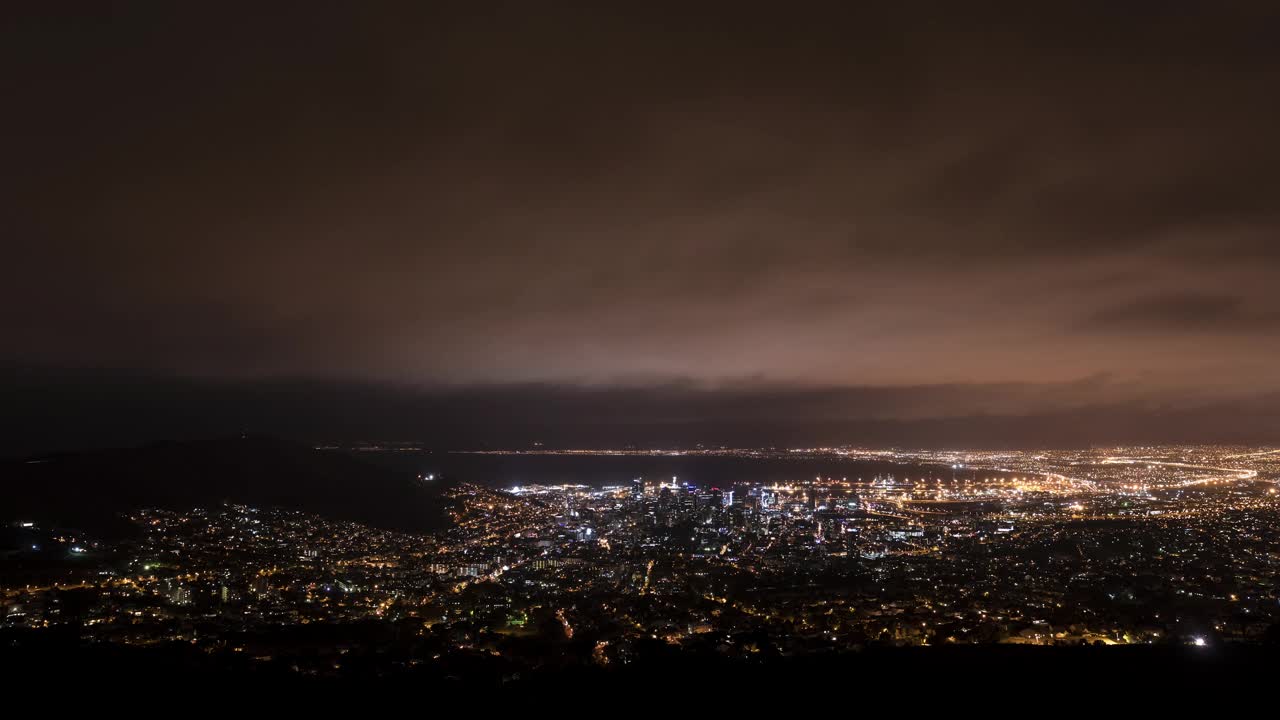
[7,439,1280,689]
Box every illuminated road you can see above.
[1224,448,1280,459]
[1100,457,1258,487]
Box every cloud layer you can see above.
[4,4,1280,447]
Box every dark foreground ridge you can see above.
[4,627,1276,699]
[1,435,441,535]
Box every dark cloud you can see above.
[5,368,1280,457]
[3,3,1280,448]
[1078,293,1280,334]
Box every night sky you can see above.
[5,3,1280,453]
